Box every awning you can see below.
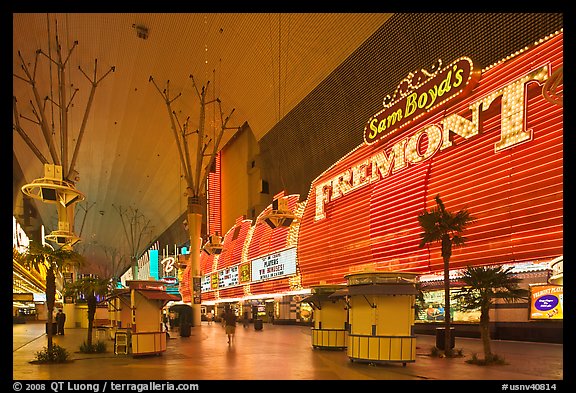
[299,292,347,309]
[137,289,181,301]
[299,294,323,307]
[105,289,130,301]
[329,284,419,297]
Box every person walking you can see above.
[56,309,66,335]
[243,310,249,328]
[206,311,213,325]
[224,309,237,344]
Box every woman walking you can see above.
[224,309,237,344]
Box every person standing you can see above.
[243,310,249,328]
[206,311,213,325]
[56,309,66,335]
[224,309,236,344]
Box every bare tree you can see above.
[112,205,154,280]
[99,245,128,287]
[149,74,241,326]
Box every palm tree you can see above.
[63,276,111,348]
[454,265,529,362]
[417,194,475,355]
[15,241,85,353]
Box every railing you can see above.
[311,328,347,349]
[347,334,416,364]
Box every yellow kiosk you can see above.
[107,280,180,356]
[301,284,348,350]
[333,271,419,366]
[105,288,132,344]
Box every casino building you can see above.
[117,14,563,343]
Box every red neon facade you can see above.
[297,32,563,288]
[207,152,222,236]
[180,193,303,302]
[181,32,562,304]
[246,193,301,294]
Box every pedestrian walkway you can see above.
[13,321,564,382]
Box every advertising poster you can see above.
[239,262,251,283]
[530,285,563,320]
[210,273,219,290]
[63,272,74,304]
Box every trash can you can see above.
[254,319,263,331]
[180,323,191,337]
[45,322,57,335]
[435,327,455,350]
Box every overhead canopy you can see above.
[329,284,419,298]
[137,290,182,302]
[299,293,345,309]
[106,288,181,308]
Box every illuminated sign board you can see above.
[211,273,219,290]
[364,57,480,145]
[160,276,178,285]
[13,293,34,302]
[201,264,248,292]
[218,266,239,289]
[315,64,549,221]
[239,262,251,283]
[127,280,166,291]
[201,275,212,292]
[530,285,563,320]
[13,216,30,254]
[251,247,297,282]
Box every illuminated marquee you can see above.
[251,247,297,282]
[201,275,212,292]
[218,266,239,288]
[316,64,550,221]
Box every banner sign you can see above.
[530,285,563,320]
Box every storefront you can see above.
[295,30,563,341]
[178,192,312,325]
[13,216,48,322]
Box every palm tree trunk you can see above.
[480,304,492,360]
[441,236,452,356]
[443,256,452,355]
[87,295,96,347]
[46,269,56,351]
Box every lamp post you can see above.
[14,21,114,249]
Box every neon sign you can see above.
[161,256,176,273]
[364,57,480,145]
[316,64,549,221]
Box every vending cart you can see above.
[335,271,419,366]
[301,284,348,350]
[108,280,180,356]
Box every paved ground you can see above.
[12,321,565,385]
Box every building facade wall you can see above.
[297,32,563,285]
